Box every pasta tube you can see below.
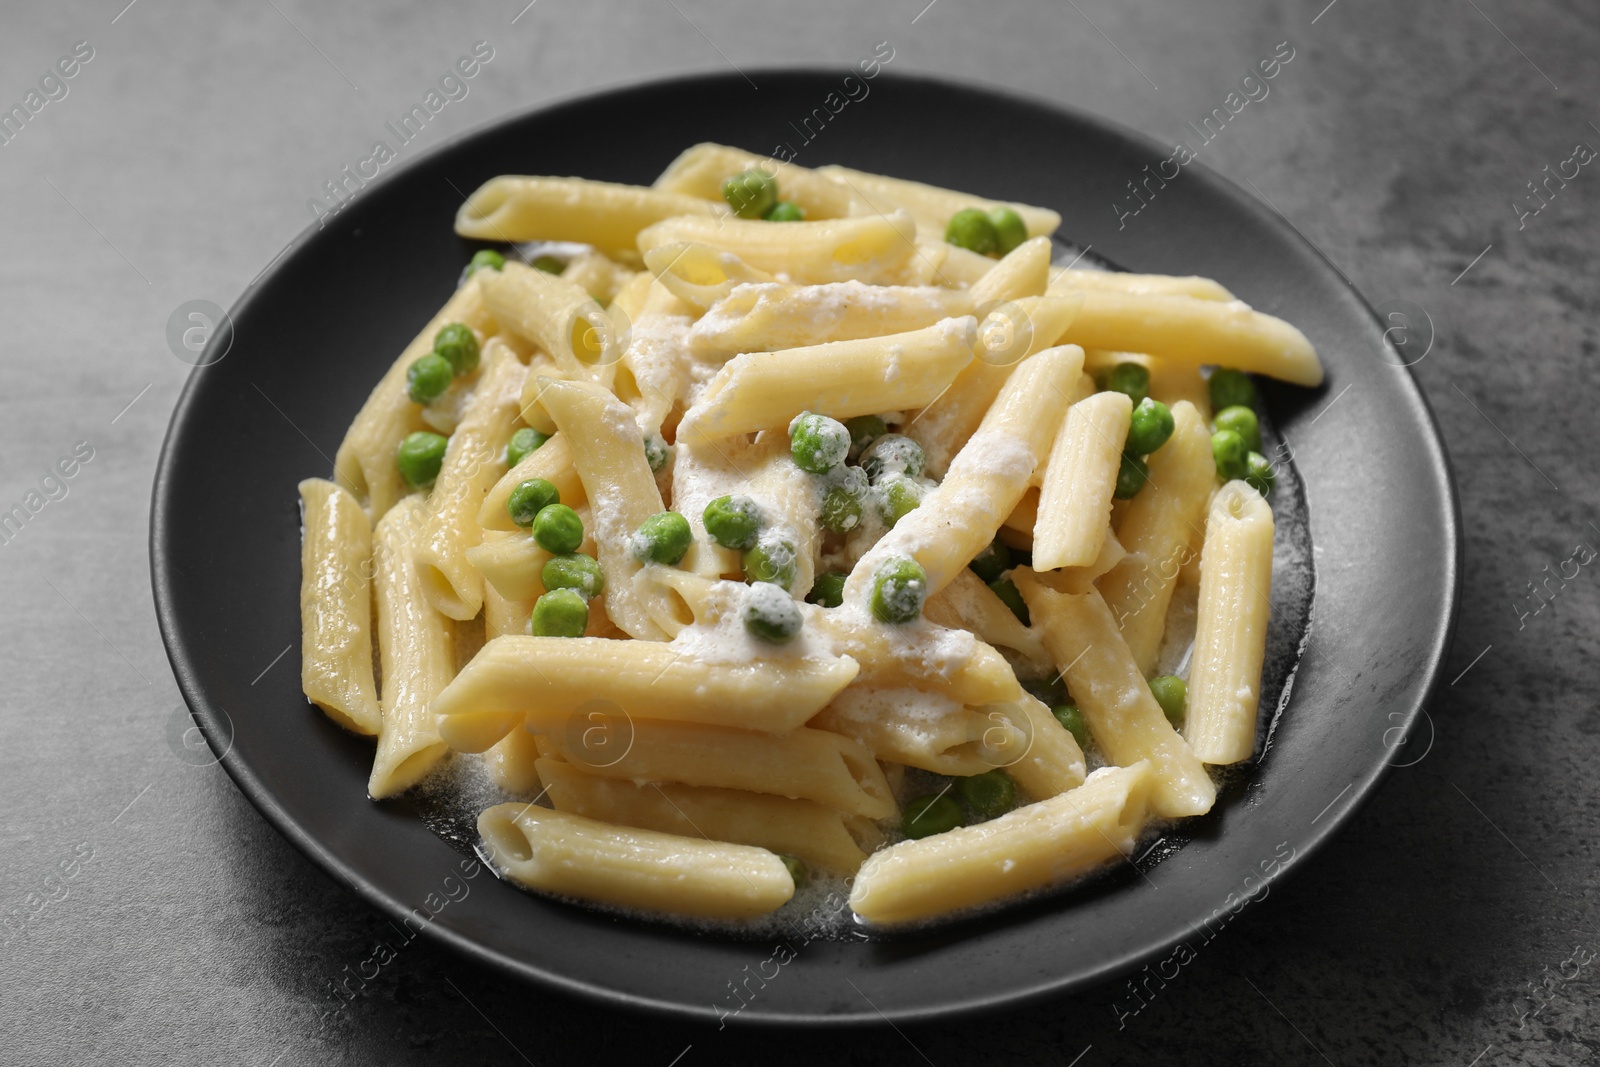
[678,317,977,442]
[637,210,919,286]
[538,757,871,874]
[1032,390,1133,571]
[537,377,673,640]
[845,344,1083,604]
[1048,268,1235,301]
[432,634,860,750]
[817,164,1061,241]
[1185,481,1274,764]
[476,431,585,532]
[1096,401,1214,674]
[369,496,453,799]
[1015,570,1215,818]
[479,261,627,382]
[688,281,975,357]
[534,719,896,820]
[849,762,1153,926]
[1053,288,1323,387]
[333,276,493,520]
[478,804,794,919]
[909,294,1082,476]
[297,478,380,735]
[454,175,724,258]
[414,342,526,620]
[653,143,858,219]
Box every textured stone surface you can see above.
[1,0,1595,1063]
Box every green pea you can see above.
[957,770,1017,817]
[902,793,964,839]
[722,168,779,219]
[1212,429,1249,482]
[987,207,1027,255]
[1105,362,1150,406]
[743,538,797,590]
[988,577,1030,625]
[1052,702,1091,750]
[743,581,802,643]
[860,433,925,483]
[467,249,505,276]
[532,503,584,554]
[871,556,927,624]
[702,495,763,550]
[945,207,999,255]
[531,255,566,275]
[406,353,454,404]
[969,539,1012,584]
[541,552,605,599]
[530,588,587,637]
[1114,453,1149,499]
[433,323,480,376]
[643,434,671,473]
[879,476,923,528]
[808,571,846,608]
[396,431,449,489]
[1149,675,1187,727]
[779,854,808,888]
[506,426,549,467]
[507,478,560,527]
[1208,368,1256,412]
[789,411,850,473]
[820,484,863,533]
[844,414,888,459]
[1213,405,1261,453]
[631,511,692,565]
[1126,397,1175,456]
[764,201,805,222]
[1246,452,1276,496]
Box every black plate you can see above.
[151,71,1460,1025]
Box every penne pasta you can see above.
[333,276,493,520]
[479,261,627,382]
[297,478,381,735]
[849,762,1153,926]
[818,164,1061,241]
[537,377,675,640]
[476,431,585,532]
[909,293,1083,476]
[678,318,977,442]
[688,281,976,357]
[1096,401,1215,675]
[1048,268,1235,301]
[1014,570,1215,819]
[654,143,858,219]
[970,236,1053,304]
[637,210,920,286]
[1053,288,1324,387]
[455,175,725,258]
[413,341,526,620]
[534,719,897,820]
[432,633,860,750]
[478,803,794,918]
[369,496,454,799]
[1032,390,1133,571]
[538,757,871,873]
[845,345,1083,604]
[1185,481,1275,764]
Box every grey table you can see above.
[2,0,1595,1063]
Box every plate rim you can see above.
[149,66,1463,1026]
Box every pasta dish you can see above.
[296,143,1323,928]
